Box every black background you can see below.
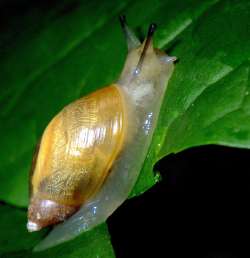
[108,145,250,258]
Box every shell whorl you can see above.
[28,85,126,229]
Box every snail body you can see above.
[28,17,176,251]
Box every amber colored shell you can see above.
[30,85,126,207]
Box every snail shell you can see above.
[28,86,126,230]
[28,16,176,251]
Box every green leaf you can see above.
[0,204,115,258]
[0,205,47,255]
[158,0,250,155]
[136,0,250,194]
[1,0,250,256]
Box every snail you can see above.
[27,16,176,251]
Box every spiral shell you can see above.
[28,85,126,230]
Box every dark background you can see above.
[108,145,250,258]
